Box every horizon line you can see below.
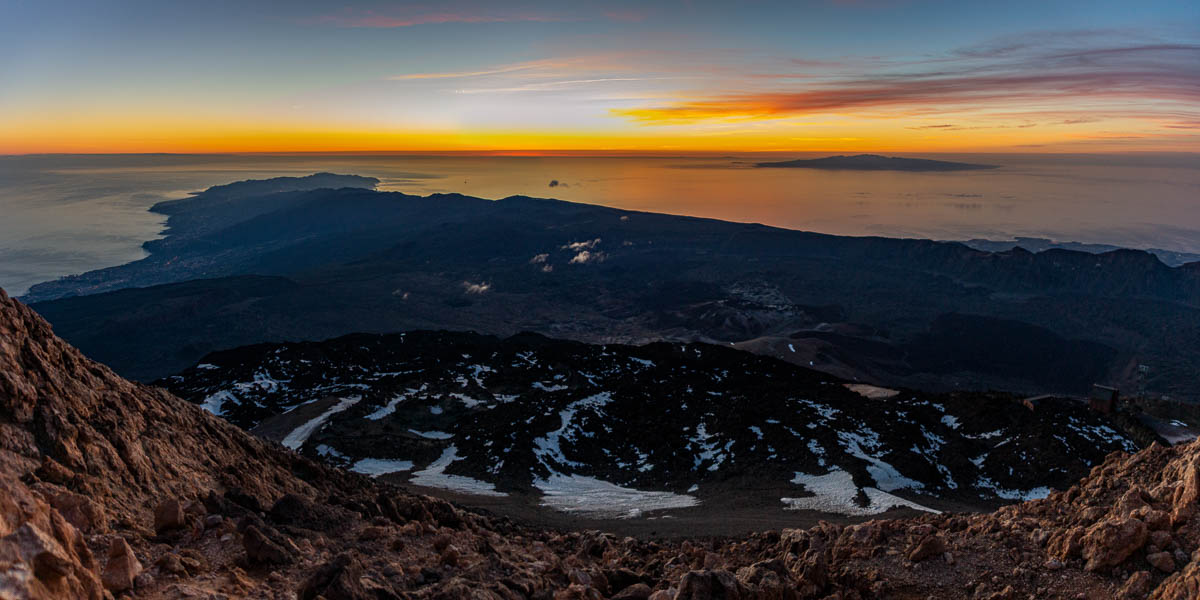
[4,149,1198,158]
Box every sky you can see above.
[2,0,1198,154]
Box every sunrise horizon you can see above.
[5,1,1197,156]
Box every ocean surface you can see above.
[1,152,1198,296]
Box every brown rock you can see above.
[242,525,294,565]
[648,590,677,600]
[1150,559,1200,599]
[439,544,460,567]
[358,525,388,541]
[908,535,948,562]
[1115,487,1150,516]
[676,570,746,600]
[1150,530,1174,549]
[1082,518,1148,571]
[34,457,75,485]
[44,490,106,534]
[154,498,187,533]
[735,559,795,600]
[1048,526,1086,560]
[612,583,654,600]
[1121,571,1154,599]
[568,568,593,587]
[156,552,187,576]
[1147,551,1176,573]
[1137,507,1171,531]
[101,537,142,592]
[555,584,603,600]
[298,553,371,600]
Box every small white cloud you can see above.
[570,250,607,264]
[530,253,549,264]
[462,281,491,294]
[392,289,411,300]
[620,215,630,222]
[562,238,601,251]
[541,264,553,272]
[622,240,634,246]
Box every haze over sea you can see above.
[2,152,1198,296]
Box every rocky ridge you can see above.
[158,330,1147,515]
[2,287,1200,598]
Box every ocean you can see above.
[1,152,1198,296]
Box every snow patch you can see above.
[365,387,421,420]
[535,473,698,518]
[199,390,236,417]
[410,445,506,497]
[975,475,1054,501]
[782,469,940,516]
[281,396,361,450]
[837,429,924,492]
[410,430,454,440]
[534,392,613,470]
[350,458,415,476]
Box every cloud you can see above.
[548,179,567,188]
[462,281,491,294]
[562,238,601,251]
[307,10,563,29]
[389,64,542,81]
[612,40,1200,125]
[529,253,549,263]
[569,250,606,264]
[307,5,648,30]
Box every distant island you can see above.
[962,236,1200,267]
[755,154,996,171]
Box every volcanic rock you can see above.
[1082,517,1148,571]
[101,537,142,592]
[153,498,186,534]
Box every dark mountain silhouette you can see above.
[755,154,995,171]
[21,176,1200,402]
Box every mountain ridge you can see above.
[19,178,1200,404]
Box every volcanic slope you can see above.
[160,331,1149,518]
[6,288,1200,598]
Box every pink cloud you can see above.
[614,43,1200,124]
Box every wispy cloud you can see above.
[306,3,647,29]
[307,11,563,29]
[388,64,543,80]
[613,36,1200,126]
[462,281,491,294]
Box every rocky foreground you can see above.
[2,286,1200,599]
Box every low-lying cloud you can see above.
[462,281,491,294]
[569,250,606,264]
[562,238,601,251]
